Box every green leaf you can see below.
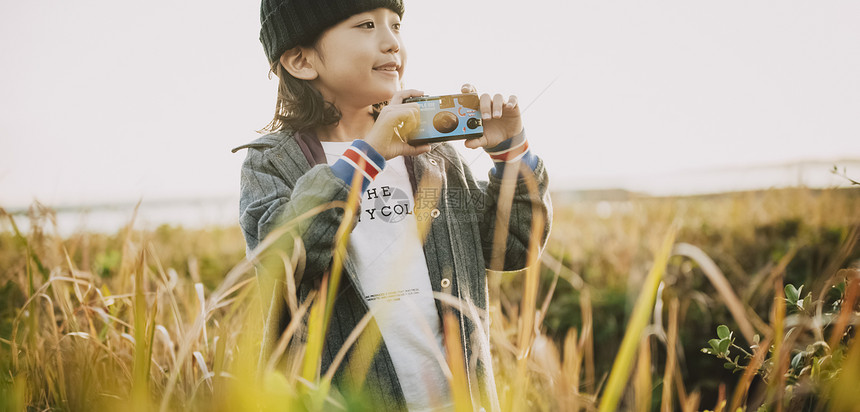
[709,339,721,353]
[718,338,731,355]
[791,352,804,370]
[785,284,798,303]
[724,362,734,370]
[717,325,731,340]
[801,294,812,311]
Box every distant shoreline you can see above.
[3,186,857,238]
[3,158,858,236]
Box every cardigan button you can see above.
[428,158,438,166]
[430,208,441,218]
[441,278,451,288]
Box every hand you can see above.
[460,84,524,149]
[364,89,432,160]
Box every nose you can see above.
[380,26,400,54]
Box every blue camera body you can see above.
[403,93,483,145]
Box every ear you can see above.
[279,46,318,80]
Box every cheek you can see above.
[328,56,363,81]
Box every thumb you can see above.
[464,136,487,149]
[400,143,431,156]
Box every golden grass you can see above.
[1,186,858,411]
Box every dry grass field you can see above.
[1,185,858,411]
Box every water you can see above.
[562,160,860,196]
[3,196,239,237]
[3,160,858,237]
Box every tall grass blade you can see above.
[672,243,759,343]
[831,319,860,411]
[661,298,679,412]
[562,328,581,412]
[298,156,365,391]
[580,288,595,394]
[322,311,373,384]
[212,334,226,397]
[195,283,208,353]
[300,273,328,384]
[599,225,676,412]
[443,310,472,412]
[510,164,546,412]
[729,335,772,412]
[341,314,384,395]
[680,390,700,412]
[264,291,315,374]
[714,384,726,412]
[827,269,859,350]
[487,155,521,271]
[131,247,150,410]
[768,268,787,411]
[634,336,652,412]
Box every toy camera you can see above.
[403,93,483,145]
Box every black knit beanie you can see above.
[260,0,405,64]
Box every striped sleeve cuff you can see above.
[330,140,386,191]
[484,129,538,178]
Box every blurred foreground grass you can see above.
[1,187,858,411]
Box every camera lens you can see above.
[433,111,459,134]
[467,117,481,130]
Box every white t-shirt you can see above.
[322,141,453,411]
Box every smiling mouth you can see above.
[373,69,400,77]
[373,63,401,74]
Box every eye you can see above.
[392,22,401,31]
[357,21,375,29]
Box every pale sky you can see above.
[2,1,859,209]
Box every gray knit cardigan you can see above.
[233,130,552,411]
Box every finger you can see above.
[461,83,477,94]
[402,143,431,156]
[390,89,423,105]
[387,105,419,142]
[390,107,412,131]
[411,105,420,130]
[464,135,487,149]
[480,93,492,120]
[493,94,504,118]
[381,104,415,130]
[401,106,421,137]
[506,95,519,110]
[391,89,424,105]
[393,125,405,143]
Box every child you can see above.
[233,1,551,410]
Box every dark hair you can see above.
[261,59,386,134]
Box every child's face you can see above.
[309,8,406,108]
